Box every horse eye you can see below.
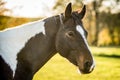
[66,31,75,38]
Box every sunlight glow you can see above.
[3,0,120,17]
[4,0,56,17]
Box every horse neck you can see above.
[44,15,61,38]
[24,16,61,74]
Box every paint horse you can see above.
[0,3,95,80]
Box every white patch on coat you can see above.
[0,20,45,76]
[76,25,95,71]
[76,25,89,49]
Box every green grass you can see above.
[33,47,120,80]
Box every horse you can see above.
[0,3,95,80]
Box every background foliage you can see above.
[0,0,120,80]
[0,0,120,46]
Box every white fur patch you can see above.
[76,25,95,70]
[76,25,89,48]
[0,20,45,76]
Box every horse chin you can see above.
[77,67,94,74]
[71,61,92,74]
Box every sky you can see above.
[3,0,120,17]
[4,0,56,17]
[100,0,120,13]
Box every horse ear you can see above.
[78,5,86,19]
[64,3,72,19]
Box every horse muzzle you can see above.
[78,61,95,74]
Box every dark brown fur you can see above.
[0,3,94,80]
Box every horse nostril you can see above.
[84,61,92,69]
[81,61,95,74]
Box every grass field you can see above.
[33,47,120,80]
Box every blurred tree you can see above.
[0,0,9,15]
[0,0,9,30]
[53,0,120,46]
[0,0,32,30]
[91,0,102,46]
[97,0,120,46]
[53,0,83,13]
[0,15,40,30]
[99,12,120,46]
[86,0,120,46]
[0,0,119,46]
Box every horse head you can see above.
[56,3,95,74]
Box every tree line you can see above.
[0,0,120,46]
